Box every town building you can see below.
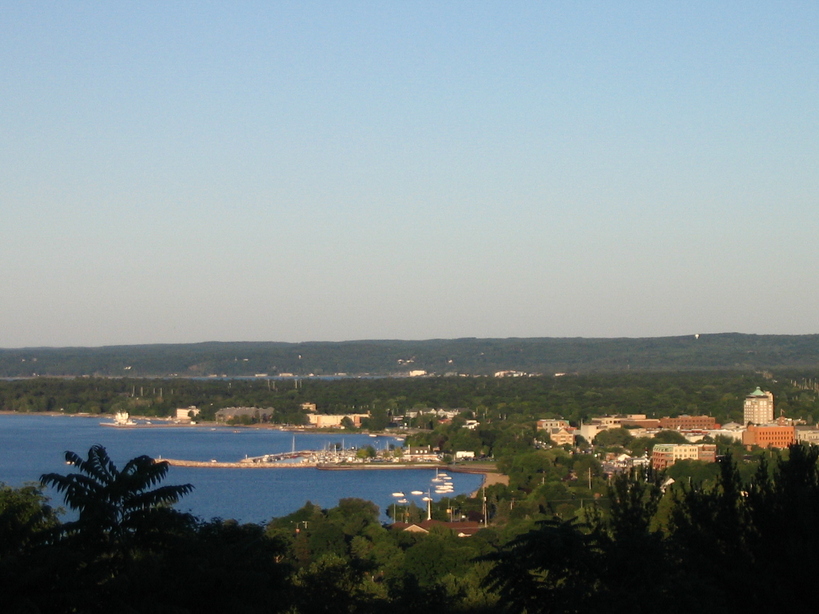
[659,415,718,430]
[578,414,655,442]
[707,422,746,442]
[577,421,608,442]
[742,423,796,449]
[651,443,717,470]
[619,416,662,429]
[795,426,819,445]
[744,387,774,425]
[547,427,575,447]
[536,419,571,430]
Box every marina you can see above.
[0,414,487,523]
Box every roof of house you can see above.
[391,519,484,536]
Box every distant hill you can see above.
[2,334,819,378]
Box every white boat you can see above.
[100,411,135,427]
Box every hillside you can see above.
[2,333,819,377]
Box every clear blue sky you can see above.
[2,2,817,347]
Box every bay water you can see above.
[0,414,483,524]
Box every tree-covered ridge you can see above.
[3,333,819,376]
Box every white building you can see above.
[175,406,200,421]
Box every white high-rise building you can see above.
[744,387,774,425]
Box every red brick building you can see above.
[659,415,718,430]
[742,424,796,449]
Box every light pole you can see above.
[391,491,405,523]
[422,493,432,520]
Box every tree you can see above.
[480,517,598,613]
[593,427,633,448]
[0,482,59,557]
[652,430,689,444]
[40,444,194,557]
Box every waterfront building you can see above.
[403,445,440,462]
[306,413,369,428]
[744,387,774,425]
[175,406,200,421]
[215,406,274,423]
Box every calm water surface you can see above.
[0,414,483,523]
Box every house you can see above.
[391,520,483,537]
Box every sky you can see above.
[2,2,818,348]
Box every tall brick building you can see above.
[744,387,774,425]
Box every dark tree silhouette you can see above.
[41,444,194,556]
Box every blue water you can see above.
[0,414,483,524]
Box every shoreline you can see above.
[0,411,407,436]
